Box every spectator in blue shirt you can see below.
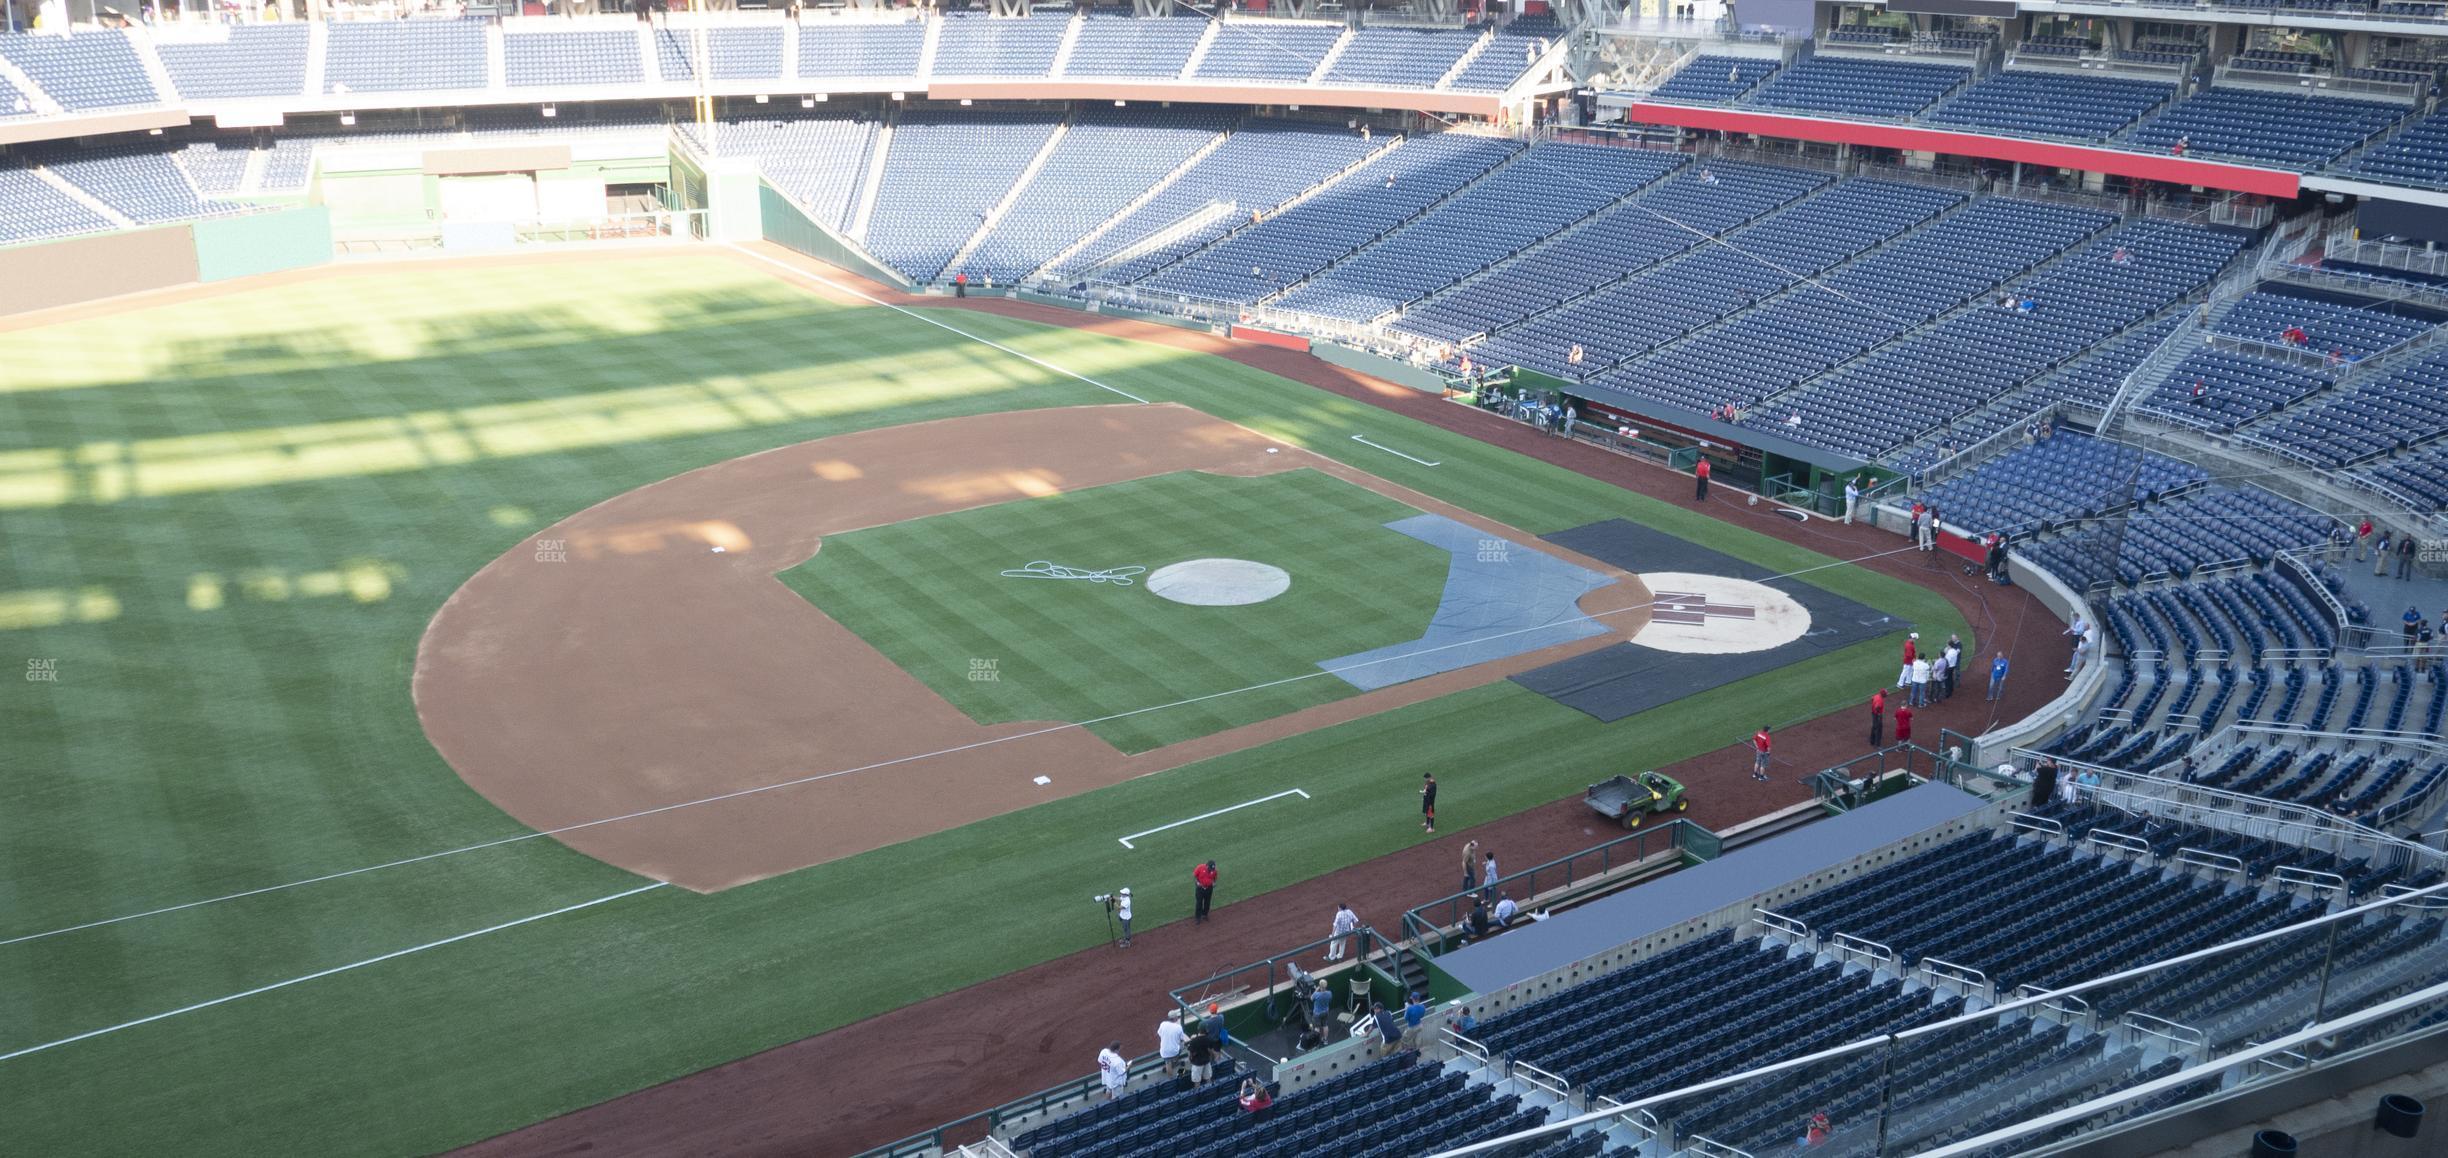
[1988,654,2009,701]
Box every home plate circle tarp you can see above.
[1629,572,1812,655]
[1146,558,1292,606]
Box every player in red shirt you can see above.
[1895,704,1914,746]
[1751,725,1772,781]
[1869,688,1887,747]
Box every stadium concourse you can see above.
[456,249,2097,1157]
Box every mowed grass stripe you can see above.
[784,470,1450,751]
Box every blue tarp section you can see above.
[1320,514,1617,691]
[1438,783,1991,995]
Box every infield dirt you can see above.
[414,402,1649,892]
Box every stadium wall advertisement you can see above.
[0,206,334,318]
[1626,104,2305,199]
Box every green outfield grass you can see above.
[783,468,1450,751]
[0,252,1967,1155]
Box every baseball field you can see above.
[0,247,1968,1154]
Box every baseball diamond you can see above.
[8,6,2447,1153]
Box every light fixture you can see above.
[542,104,557,117]
[755,94,770,104]
[1114,99,1127,107]
[340,112,356,125]
[815,93,829,102]
[892,91,906,101]
[960,98,973,106]
[801,97,815,108]
[148,127,163,135]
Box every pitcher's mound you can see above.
[1147,559,1291,606]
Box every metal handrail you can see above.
[2273,865,2347,894]
[1919,957,1995,1004]
[2119,1010,2208,1059]
[2087,829,2156,859]
[1442,1028,1491,1062]
[1511,1059,1573,1098]
[2011,813,2067,838]
[2174,847,2247,879]
[1753,907,1811,944]
[1829,932,1895,971]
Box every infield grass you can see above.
[783,468,1451,751]
[0,251,1967,1155]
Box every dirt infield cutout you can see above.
[413,404,1645,891]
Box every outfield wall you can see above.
[758,183,912,289]
[0,206,335,319]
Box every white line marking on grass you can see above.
[727,243,1151,404]
[6,537,1935,947]
[1351,435,1440,466]
[0,882,666,1065]
[1120,789,1310,849]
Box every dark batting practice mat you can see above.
[1513,519,1908,722]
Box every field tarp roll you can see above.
[193,207,334,283]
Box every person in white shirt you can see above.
[1157,1011,1186,1077]
[1116,888,1133,947]
[1493,894,1519,926]
[1843,478,1860,525]
[1910,656,1931,707]
[1098,1042,1129,1101]
[1326,902,1359,961]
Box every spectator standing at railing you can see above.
[1325,902,1358,962]
[1910,655,1931,708]
[1943,636,1963,699]
[1156,1010,1186,1077]
[2357,517,2375,562]
[1185,1026,1217,1086]
[2404,607,2424,648]
[1843,477,1860,525]
[1097,1042,1128,1101]
[1928,650,1951,705]
[1481,851,1500,902]
[2029,758,2060,808]
[1459,838,1479,895]
[2327,522,2350,563]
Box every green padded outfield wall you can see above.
[758,183,911,288]
[192,206,334,283]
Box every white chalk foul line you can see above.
[1351,435,1440,467]
[0,882,667,1065]
[728,243,1151,404]
[1119,789,1310,849]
